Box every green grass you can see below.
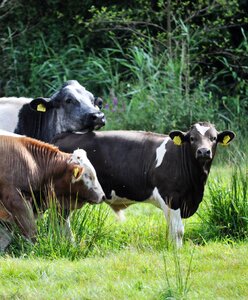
[0,164,247,299]
[0,242,247,299]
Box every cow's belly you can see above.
[105,190,161,210]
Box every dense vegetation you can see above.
[0,0,247,138]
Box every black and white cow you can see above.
[0,80,105,142]
[53,122,235,247]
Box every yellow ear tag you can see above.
[222,135,230,145]
[73,167,79,178]
[37,104,46,112]
[173,136,182,146]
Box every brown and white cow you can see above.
[0,135,105,245]
[53,122,235,247]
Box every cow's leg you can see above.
[106,193,136,222]
[0,226,12,252]
[152,188,184,248]
[62,209,76,243]
[1,188,37,241]
[108,203,130,221]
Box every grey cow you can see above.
[0,80,105,142]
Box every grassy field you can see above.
[0,165,247,299]
[0,242,247,299]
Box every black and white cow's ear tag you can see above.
[173,136,182,146]
[221,135,231,146]
[37,104,46,112]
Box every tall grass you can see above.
[5,199,110,260]
[200,166,248,240]
[159,247,194,300]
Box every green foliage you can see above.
[0,1,247,139]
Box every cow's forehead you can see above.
[191,123,217,136]
[71,149,97,176]
[64,83,94,103]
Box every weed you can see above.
[159,246,194,300]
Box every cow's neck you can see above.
[27,144,68,182]
[177,144,212,218]
[38,110,57,143]
[182,144,210,186]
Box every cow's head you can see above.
[54,156,105,205]
[29,80,105,132]
[68,149,105,204]
[169,122,235,164]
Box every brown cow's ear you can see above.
[72,166,84,182]
[169,130,186,146]
[217,131,235,146]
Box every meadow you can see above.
[0,164,247,299]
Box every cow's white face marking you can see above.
[152,187,184,248]
[66,83,95,108]
[155,137,170,168]
[195,123,210,136]
[69,149,103,195]
[0,98,32,132]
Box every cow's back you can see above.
[0,98,32,132]
[54,131,165,200]
[0,136,38,188]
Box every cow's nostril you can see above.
[91,114,98,121]
[90,112,104,121]
[197,148,211,159]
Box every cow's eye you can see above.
[66,98,73,104]
[210,136,217,142]
[190,136,195,143]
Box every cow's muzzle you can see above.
[196,148,212,160]
[88,193,106,205]
[88,111,105,130]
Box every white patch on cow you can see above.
[155,137,170,168]
[195,123,210,136]
[152,187,184,248]
[0,129,23,137]
[0,97,32,132]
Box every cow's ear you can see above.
[169,130,186,146]
[94,97,103,110]
[217,131,235,145]
[72,166,84,183]
[29,98,52,113]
